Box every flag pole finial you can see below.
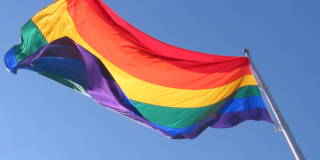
[243,49,249,56]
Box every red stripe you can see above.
[83,0,248,63]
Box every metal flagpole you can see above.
[243,49,306,160]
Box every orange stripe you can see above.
[67,0,252,89]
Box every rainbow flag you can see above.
[4,0,272,139]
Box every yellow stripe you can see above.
[118,74,257,108]
[31,1,258,108]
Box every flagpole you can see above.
[243,49,305,160]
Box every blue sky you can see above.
[1,0,319,159]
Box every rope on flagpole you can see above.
[243,49,306,160]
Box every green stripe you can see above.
[38,72,91,97]
[132,85,261,128]
[14,20,48,62]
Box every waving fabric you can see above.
[4,0,272,139]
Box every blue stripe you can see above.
[22,57,88,88]
[4,47,19,73]
[119,89,144,117]
[217,96,267,113]
[151,114,215,138]
[150,96,268,137]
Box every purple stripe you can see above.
[150,108,272,139]
[75,43,130,112]
[209,108,273,128]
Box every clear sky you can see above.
[1,0,319,159]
